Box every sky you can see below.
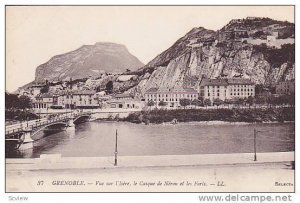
[6,6,294,92]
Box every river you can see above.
[6,121,295,158]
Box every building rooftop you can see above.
[200,78,254,86]
[36,93,54,98]
[114,93,134,98]
[145,87,197,94]
[200,79,228,86]
[64,90,96,95]
[227,78,254,85]
[145,88,159,93]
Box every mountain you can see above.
[133,17,294,93]
[35,42,144,82]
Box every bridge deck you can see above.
[5,113,91,136]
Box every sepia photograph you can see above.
[5,5,295,193]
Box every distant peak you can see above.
[94,42,125,47]
[187,27,206,34]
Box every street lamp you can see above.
[253,129,257,161]
[253,129,262,161]
[114,129,118,166]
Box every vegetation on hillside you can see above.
[252,43,295,66]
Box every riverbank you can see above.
[6,152,294,171]
[122,107,295,124]
[6,152,294,192]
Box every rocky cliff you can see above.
[35,42,144,82]
[134,17,294,93]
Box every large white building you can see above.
[144,86,198,108]
[199,78,255,102]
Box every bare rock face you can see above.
[35,42,144,82]
[136,17,294,93]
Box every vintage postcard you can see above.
[5,5,295,192]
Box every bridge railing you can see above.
[5,115,71,135]
[5,112,92,135]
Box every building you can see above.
[29,84,44,97]
[144,86,198,108]
[32,93,56,110]
[106,99,142,110]
[199,78,255,102]
[57,90,99,109]
[219,28,248,41]
[276,80,295,95]
[114,93,134,100]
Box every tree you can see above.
[191,99,202,108]
[106,81,114,94]
[213,98,223,109]
[255,95,267,106]
[158,100,167,108]
[5,92,19,109]
[179,98,190,109]
[147,100,155,110]
[18,95,32,110]
[224,99,232,108]
[246,96,255,108]
[287,95,295,107]
[40,85,49,94]
[238,98,245,107]
[266,95,276,108]
[255,84,265,95]
[203,99,211,109]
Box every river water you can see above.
[6,121,295,158]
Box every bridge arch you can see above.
[31,122,67,137]
[73,114,91,124]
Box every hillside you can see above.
[131,17,294,93]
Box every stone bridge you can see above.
[5,112,93,150]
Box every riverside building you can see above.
[33,90,99,110]
[144,86,198,108]
[199,78,255,102]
